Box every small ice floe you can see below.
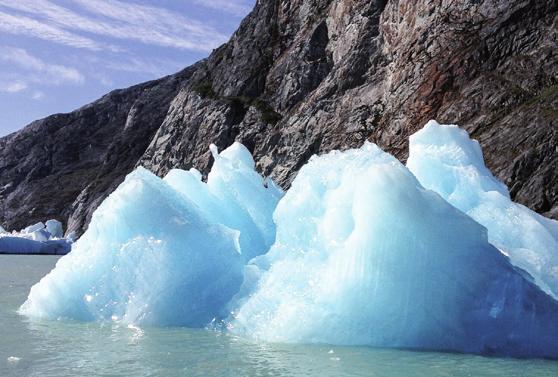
[6,356,21,364]
[0,219,73,255]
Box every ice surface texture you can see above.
[407,121,558,299]
[20,143,282,326]
[20,126,558,358]
[228,142,558,358]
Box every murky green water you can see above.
[1,255,557,377]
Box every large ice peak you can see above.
[407,120,558,298]
[227,140,558,358]
[20,143,282,326]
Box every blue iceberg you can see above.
[20,143,282,326]
[20,125,558,358]
[407,121,558,299]
[227,142,558,358]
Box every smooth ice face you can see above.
[20,143,282,326]
[407,120,558,298]
[45,219,64,238]
[22,222,46,234]
[229,142,558,358]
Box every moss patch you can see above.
[193,81,217,99]
[225,96,282,125]
[193,80,282,125]
[519,84,558,109]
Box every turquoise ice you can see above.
[407,121,558,299]
[228,142,558,358]
[20,143,282,326]
[20,126,558,358]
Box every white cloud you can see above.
[0,0,254,115]
[0,0,230,52]
[0,47,85,84]
[0,11,104,51]
[192,0,253,17]
[0,81,27,93]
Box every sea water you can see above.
[2,255,558,377]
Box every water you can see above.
[1,255,558,377]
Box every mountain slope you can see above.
[0,66,197,233]
[1,0,556,235]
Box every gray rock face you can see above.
[0,67,197,234]
[1,0,557,235]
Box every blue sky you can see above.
[0,0,254,137]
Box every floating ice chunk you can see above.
[19,135,558,358]
[0,220,71,254]
[21,143,282,326]
[0,237,47,254]
[407,120,558,298]
[45,219,64,238]
[6,356,20,364]
[0,225,7,234]
[229,142,558,358]
[22,222,45,234]
[30,229,50,242]
[0,236,70,254]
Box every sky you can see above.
[0,0,255,137]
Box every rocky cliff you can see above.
[1,0,557,235]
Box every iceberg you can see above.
[407,121,558,299]
[19,132,558,358]
[228,142,558,358]
[0,219,72,255]
[20,143,282,326]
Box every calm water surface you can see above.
[1,255,557,377]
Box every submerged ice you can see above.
[20,143,282,326]
[20,124,558,358]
